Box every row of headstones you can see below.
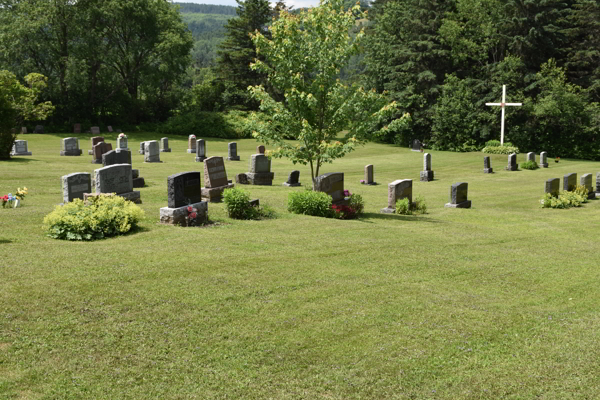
[187,135,241,163]
[503,152,550,171]
[545,173,599,198]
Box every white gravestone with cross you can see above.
[485,85,522,145]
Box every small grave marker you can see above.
[563,173,577,191]
[195,139,206,162]
[160,137,171,152]
[144,141,161,163]
[381,179,412,213]
[545,178,560,197]
[227,142,240,161]
[445,182,471,208]
[283,170,301,187]
[60,137,82,156]
[62,172,91,203]
[10,140,32,156]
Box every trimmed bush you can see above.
[540,185,589,209]
[482,145,520,155]
[43,196,144,240]
[395,195,428,215]
[223,187,274,220]
[521,160,539,170]
[288,190,333,217]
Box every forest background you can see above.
[0,0,598,160]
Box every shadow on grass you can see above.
[1,158,35,163]
[360,212,442,223]
[0,239,12,244]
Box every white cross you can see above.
[485,85,522,145]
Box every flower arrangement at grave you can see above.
[331,190,364,219]
[186,205,199,227]
[2,187,28,208]
[360,179,365,184]
[119,133,127,138]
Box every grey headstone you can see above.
[103,149,132,166]
[526,152,535,163]
[95,164,133,194]
[563,173,577,191]
[187,135,197,153]
[420,153,434,181]
[203,156,228,188]
[483,156,493,173]
[60,137,82,156]
[411,139,422,152]
[160,137,171,152]
[250,154,271,173]
[235,173,249,184]
[227,142,240,161]
[91,126,100,135]
[445,182,471,208]
[167,171,202,208]
[315,172,345,204]
[545,178,559,197]
[381,179,412,212]
[21,127,27,134]
[62,172,92,203]
[144,141,160,163]
[195,139,206,162]
[11,140,32,156]
[34,125,44,134]
[581,173,593,193]
[117,135,128,150]
[364,165,374,184]
[506,153,518,171]
[540,151,548,167]
[283,170,300,187]
[139,141,146,155]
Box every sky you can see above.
[176,0,321,9]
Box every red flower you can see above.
[189,212,197,219]
[187,206,193,212]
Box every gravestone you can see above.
[62,173,91,203]
[167,172,202,208]
[315,172,346,205]
[102,149,132,166]
[195,139,206,162]
[187,135,197,153]
[283,170,301,187]
[139,141,146,155]
[73,123,81,134]
[34,125,44,134]
[60,137,82,156]
[545,178,560,197]
[526,152,535,163]
[21,127,27,134]
[235,173,249,184]
[364,165,376,185]
[445,182,471,208]
[580,174,594,198]
[91,126,100,135]
[420,153,434,182]
[483,156,493,173]
[201,156,234,202]
[540,151,548,168]
[227,142,240,161]
[563,173,577,191]
[505,153,518,171]
[246,153,274,185]
[597,172,600,194]
[257,145,265,154]
[89,136,104,155]
[411,139,422,152]
[62,172,91,203]
[92,141,112,164]
[10,140,32,156]
[144,141,161,163]
[381,179,412,213]
[160,137,171,152]
[107,126,113,133]
[91,163,140,203]
[117,134,128,151]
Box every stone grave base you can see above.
[505,165,518,171]
[10,152,32,156]
[235,173,248,184]
[420,171,434,182]
[160,201,208,226]
[445,200,472,208]
[541,163,548,168]
[484,168,493,173]
[201,183,235,202]
[139,150,145,155]
[381,202,415,214]
[88,150,93,155]
[91,159,103,164]
[60,150,82,156]
[83,191,142,204]
[133,178,145,188]
[160,149,171,152]
[226,156,240,161]
[283,182,301,187]
[144,157,162,163]
[246,172,274,185]
[187,149,195,154]
[195,156,206,162]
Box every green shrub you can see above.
[485,140,501,147]
[520,160,539,170]
[413,195,428,214]
[395,198,412,215]
[540,185,588,209]
[288,190,333,218]
[395,195,428,215]
[158,111,241,138]
[223,188,275,220]
[43,196,144,240]
[482,145,520,155]
[348,193,364,215]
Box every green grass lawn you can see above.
[1,133,599,399]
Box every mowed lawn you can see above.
[1,133,599,399]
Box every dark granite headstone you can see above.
[563,173,577,191]
[445,182,471,208]
[483,156,493,173]
[62,172,91,203]
[411,139,422,152]
[167,172,202,208]
[283,170,301,187]
[102,149,132,166]
[314,172,345,204]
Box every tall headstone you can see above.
[201,156,234,202]
[60,137,82,156]
[160,137,171,152]
[506,153,518,171]
[315,173,346,205]
[62,172,91,203]
[92,163,140,203]
[139,141,146,155]
[526,152,535,163]
[144,141,161,163]
[246,153,274,185]
[283,170,301,187]
[195,139,206,162]
[364,165,376,185]
[563,173,577,191]
[545,178,560,197]
[420,153,434,182]
[483,156,493,173]
[91,126,100,135]
[445,182,471,208]
[161,172,207,226]
[227,142,240,161]
[10,140,32,156]
[117,134,129,151]
[381,179,412,213]
[102,149,132,166]
[34,125,44,134]
[73,124,81,134]
[92,141,112,164]
[540,151,548,168]
[21,127,27,134]
[580,174,594,198]
[187,135,197,153]
[411,139,422,152]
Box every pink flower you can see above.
[189,212,197,219]
[187,206,193,212]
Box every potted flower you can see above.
[555,157,560,163]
